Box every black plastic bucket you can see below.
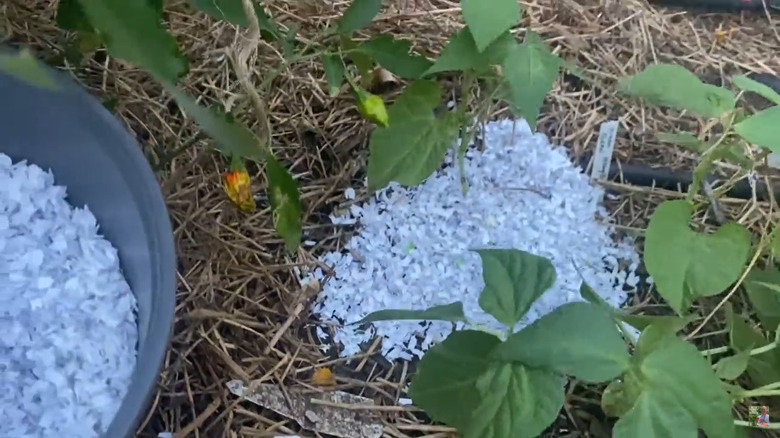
[0,52,176,438]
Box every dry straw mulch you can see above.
[2,0,779,436]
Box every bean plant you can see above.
[359,64,780,437]
[2,0,779,436]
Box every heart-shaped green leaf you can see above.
[643,200,751,314]
[475,248,556,328]
[366,80,460,191]
[463,362,565,438]
[744,266,780,333]
[409,330,501,430]
[492,302,630,382]
[610,324,739,438]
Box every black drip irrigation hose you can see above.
[576,154,779,201]
[648,0,780,12]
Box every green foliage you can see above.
[713,348,751,380]
[354,302,466,324]
[744,267,780,340]
[725,304,780,388]
[501,31,561,128]
[408,330,502,430]
[0,49,59,90]
[321,54,345,97]
[609,325,739,438]
[732,74,780,105]
[460,0,521,52]
[56,0,94,32]
[733,106,780,153]
[371,249,628,438]
[338,0,382,35]
[492,302,630,382]
[463,363,564,438]
[162,82,264,159]
[45,2,780,436]
[618,63,737,118]
[355,36,432,79]
[366,80,460,191]
[425,29,514,75]
[266,154,302,252]
[76,0,188,82]
[188,0,251,26]
[643,200,751,314]
[475,249,556,328]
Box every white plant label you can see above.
[591,120,619,182]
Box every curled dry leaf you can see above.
[311,367,336,386]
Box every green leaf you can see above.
[643,200,751,314]
[162,82,264,159]
[492,302,630,382]
[0,49,59,91]
[321,54,345,97]
[366,80,460,191]
[656,132,706,152]
[57,0,94,32]
[733,106,780,153]
[772,227,780,257]
[339,0,382,35]
[733,74,780,105]
[617,63,737,119]
[617,313,698,334]
[266,155,302,252]
[356,35,432,79]
[460,0,521,52]
[425,28,515,75]
[188,0,267,28]
[744,267,780,334]
[463,363,565,438]
[656,132,752,168]
[352,302,466,324]
[612,324,739,438]
[475,249,556,328]
[601,378,642,418]
[713,348,752,380]
[725,305,780,388]
[612,390,698,438]
[501,31,561,128]
[76,0,187,82]
[409,330,502,430]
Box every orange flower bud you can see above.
[222,168,256,212]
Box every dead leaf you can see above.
[226,380,383,438]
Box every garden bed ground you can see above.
[2,0,779,436]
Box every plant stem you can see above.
[701,342,776,359]
[456,71,476,194]
[700,346,729,357]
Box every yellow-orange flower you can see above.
[311,367,336,386]
[222,169,256,212]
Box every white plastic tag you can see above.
[591,120,619,182]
